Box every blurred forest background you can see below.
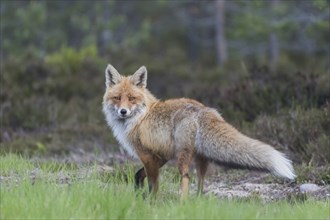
[1,0,329,169]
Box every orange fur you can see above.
[102,64,296,199]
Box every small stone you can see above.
[299,183,321,193]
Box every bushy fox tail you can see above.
[196,111,296,180]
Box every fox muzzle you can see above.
[118,108,131,118]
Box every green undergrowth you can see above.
[1,48,329,166]
[1,154,329,220]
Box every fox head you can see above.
[102,64,150,121]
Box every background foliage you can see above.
[1,0,329,166]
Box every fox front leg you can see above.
[137,151,167,197]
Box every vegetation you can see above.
[0,1,329,219]
[1,154,329,219]
[1,47,329,166]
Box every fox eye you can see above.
[113,96,121,101]
[128,96,136,101]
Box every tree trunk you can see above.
[214,0,227,66]
[269,0,280,71]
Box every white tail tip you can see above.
[271,151,296,179]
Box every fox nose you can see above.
[120,109,127,115]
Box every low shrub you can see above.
[1,46,329,167]
[252,104,330,165]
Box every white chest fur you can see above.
[111,120,137,158]
[103,106,138,158]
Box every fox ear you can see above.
[131,66,147,88]
[105,64,122,87]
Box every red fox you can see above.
[102,64,296,198]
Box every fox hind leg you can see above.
[177,148,194,200]
[134,167,146,190]
[195,155,209,195]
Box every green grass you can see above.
[1,154,329,219]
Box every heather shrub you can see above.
[252,105,330,165]
[1,46,329,165]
